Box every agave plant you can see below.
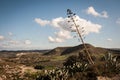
[36,68,69,80]
[104,52,120,74]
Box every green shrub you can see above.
[63,55,78,67]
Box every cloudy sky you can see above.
[0,0,120,50]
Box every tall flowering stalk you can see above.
[67,9,94,65]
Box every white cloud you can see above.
[74,16,101,34]
[8,40,20,44]
[24,40,31,45]
[107,38,112,41]
[86,6,108,18]
[34,18,50,26]
[86,6,100,17]
[48,36,64,43]
[0,44,10,48]
[101,11,108,18]
[48,36,55,42]
[8,32,13,36]
[116,18,120,25]
[0,35,4,40]
[35,15,102,43]
[48,30,72,43]
[55,30,72,39]
[0,40,21,49]
[0,39,32,50]
[51,17,64,28]
[0,33,33,50]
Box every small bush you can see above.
[34,65,44,70]
[63,55,78,67]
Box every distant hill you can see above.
[0,50,50,58]
[107,48,120,54]
[61,44,108,56]
[0,44,120,58]
[44,44,120,56]
[44,47,71,55]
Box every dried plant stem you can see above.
[67,9,94,65]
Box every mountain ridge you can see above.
[44,44,120,56]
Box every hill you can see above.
[45,44,119,56]
[0,44,120,80]
[44,47,71,55]
[0,50,50,58]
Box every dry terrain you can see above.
[0,44,120,80]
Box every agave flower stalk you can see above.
[67,9,94,65]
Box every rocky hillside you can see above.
[44,47,71,55]
[45,44,119,56]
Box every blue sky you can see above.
[0,0,120,50]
